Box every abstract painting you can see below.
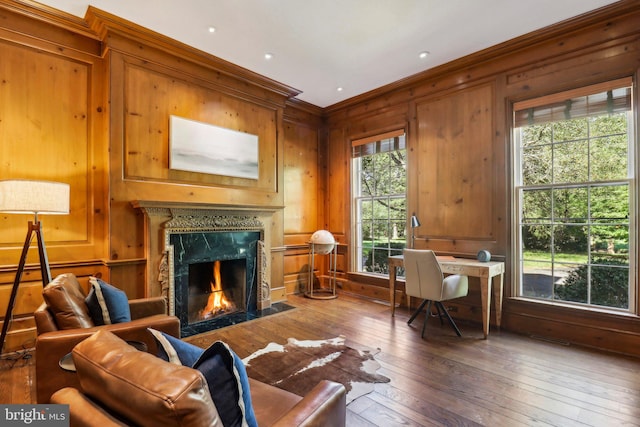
[169,115,259,179]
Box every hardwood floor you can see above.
[2,293,639,426]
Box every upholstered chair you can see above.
[403,249,469,337]
[34,273,180,403]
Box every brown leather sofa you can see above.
[34,273,181,403]
[51,330,347,426]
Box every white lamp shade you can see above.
[310,229,336,255]
[0,180,70,215]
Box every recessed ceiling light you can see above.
[419,51,430,59]
[264,53,274,60]
[208,26,216,33]
[337,87,344,92]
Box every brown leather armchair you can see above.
[34,273,180,403]
[51,330,346,427]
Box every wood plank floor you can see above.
[2,293,639,426]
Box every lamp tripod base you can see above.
[0,220,51,355]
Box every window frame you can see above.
[511,78,636,313]
[350,130,407,277]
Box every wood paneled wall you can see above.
[325,0,640,355]
[415,82,495,243]
[0,0,639,357]
[282,100,327,295]
[0,1,317,352]
[0,1,108,352]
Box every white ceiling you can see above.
[36,0,619,108]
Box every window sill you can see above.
[508,296,638,319]
[347,271,398,287]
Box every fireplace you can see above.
[132,202,295,338]
[168,229,261,336]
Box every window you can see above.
[352,131,406,275]
[513,78,634,311]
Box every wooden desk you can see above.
[388,255,505,339]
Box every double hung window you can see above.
[513,78,634,311]
[352,131,406,275]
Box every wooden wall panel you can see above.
[325,128,349,244]
[0,40,93,255]
[123,62,278,192]
[282,101,324,295]
[284,250,310,295]
[283,122,320,235]
[414,83,495,241]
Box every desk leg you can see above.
[390,266,396,317]
[479,277,492,339]
[493,273,504,330]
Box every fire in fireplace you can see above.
[200,261,233,319]
[188,259,246,323]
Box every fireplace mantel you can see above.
[132,200,285,213]
[133,200,282,310]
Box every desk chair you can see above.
[403,249,469,337]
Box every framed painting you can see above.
[169,115,259,180]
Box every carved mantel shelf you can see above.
[132,200,284,213]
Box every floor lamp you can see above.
[0,180,70,354]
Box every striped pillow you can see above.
[85,277,131,325]
[149,329,257,427]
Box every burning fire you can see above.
[200,260,235,319]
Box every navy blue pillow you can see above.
[85,277,131,325]
[148,328,204,367]
[149,329,257,427]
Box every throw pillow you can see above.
[149,329,257,427]
[85,277,131,325]
[148,328,204,367]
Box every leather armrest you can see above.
[51,388,129,427]
[35,314,180,403]
[128,296,168,319]
[271,380,346,427]
[34,303,57,334]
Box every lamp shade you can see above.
[0,180,70,215]
[310,229,336,255]
[410,214,421,228]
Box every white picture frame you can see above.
[169,115,259,180]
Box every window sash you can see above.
[513,84,634,311]
[351,131,406,275]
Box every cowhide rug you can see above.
[242,336,390,404]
